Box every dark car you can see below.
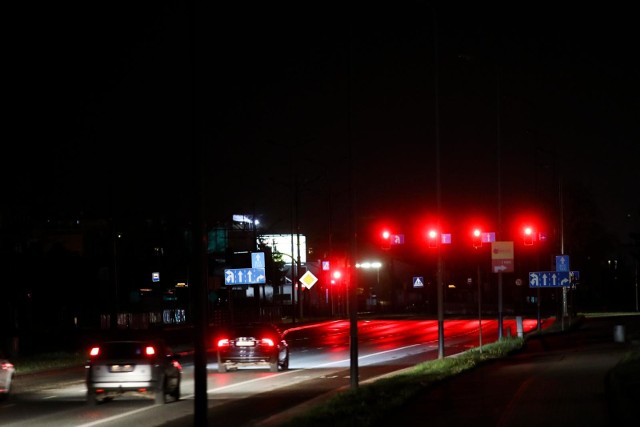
[214,323,289,373]
[85,339,182,405]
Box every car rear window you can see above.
[93,342,151,359]
[232,325,279,338]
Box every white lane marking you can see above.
[77,404,163,427]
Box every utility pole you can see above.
[496,61,504,340]
[189,2,208,423]
[433,7,445,360]
[346,9,359,389]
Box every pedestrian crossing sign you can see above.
[413,276,424,288]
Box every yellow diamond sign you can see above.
[299,271,318,289]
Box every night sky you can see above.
[5,2,639,250]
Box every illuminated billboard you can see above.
[259,234,306,264]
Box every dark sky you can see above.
[5,2,639,248]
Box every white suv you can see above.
[85,339,182,405]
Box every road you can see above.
[0,317,542,426]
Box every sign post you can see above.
[492,241,514,339]
[555,255,570,319]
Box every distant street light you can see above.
[356,261,382,269]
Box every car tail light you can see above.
[145,346,156,356]
[217,338,230,348]
[89,347,100,357]
[1,362,13,370]
[172,360,183,370]
[260,338,275,347]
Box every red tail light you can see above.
[217,338,230,348]
[1,362,13,370]
[89,347,100,357]
[261,338,275,347]
[145,346,156,356]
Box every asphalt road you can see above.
[6,318,520,426]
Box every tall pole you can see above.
[560,178,567,314]
[477,260,483,352]
[496,62,504,340]
[635,260,639,312]
[189,1,208,423]
[559,176,568,330]
[111,225,119,330]
[290,211,296,324]
[327,163,335,316]
[296,212,302,320]
[290,161,297,325]
[346,9,359,389]
[433,7,445,360]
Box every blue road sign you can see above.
[555,255,570,272]
[252,252,265,268]
[224,268,266,285]
[529,271,571,288]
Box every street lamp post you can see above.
[477,260,483,351]
[273,251,302,321]
[635,260,639,312]
[473,229,484,352]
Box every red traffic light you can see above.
[331,270,342,284]
[523,226,534,245]
[472,228,482,248]
[427,229,439,248]
[381,229,391,249]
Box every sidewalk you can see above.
[377,313,640,426]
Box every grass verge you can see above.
[12,352,86,375]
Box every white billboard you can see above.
[259,234,306,264]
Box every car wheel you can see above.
[87,389,99,406]
[269,356,278,372]
[155,375,167,404]
[279,353,289,371]
[217,354,228,373]
[170,378,181,401]
[216,352,228,373]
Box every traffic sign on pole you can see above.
[224,268,266,285]
[491,241,514,273]
[299,271,318,289]
[555,255,570,272]
[413,277,424,288]
[529,271,571,288]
